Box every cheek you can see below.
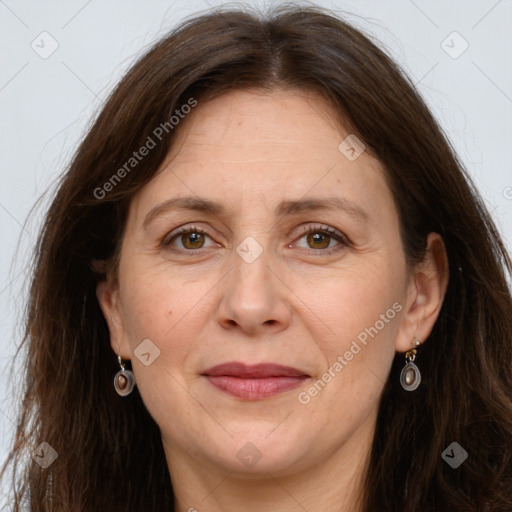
[300,258,403,388]
[116,273,202,427]
[118,259,207,339]
[314,260,401,336]
[116,269,203,389]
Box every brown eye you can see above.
[180,231,206,249]
[294,224,348,253]
[162,226,215,252]
[306,231,332,249]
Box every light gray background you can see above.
[1,0,511,504]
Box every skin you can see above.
[97,88,449,512]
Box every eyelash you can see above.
[161,223,350,255]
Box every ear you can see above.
[395,232,450,353]
[96,270,132,361]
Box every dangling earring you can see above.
[113,355,136,396]
[400,338,421,391]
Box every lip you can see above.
[201,362,310,400]
[203,362,310,378]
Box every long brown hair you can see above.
[2,4,511,511]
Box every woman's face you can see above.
[98,89,437,478]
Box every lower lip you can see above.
[204,375,309,400]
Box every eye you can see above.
[161,225,217,252]
[160,223,349,255]
[293,224,349,253]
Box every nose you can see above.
[216,247,292,336]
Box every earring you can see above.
[113,355,136,396]
[400,338,421,391]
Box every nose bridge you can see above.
[217,235,291,333]
[232,236,274,306]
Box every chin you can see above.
[201,429,313,476]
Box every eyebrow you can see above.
[142,195,370,229]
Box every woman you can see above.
[2,4,511,511]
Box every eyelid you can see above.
[161,224,212,246]
[294,223,350,244]
[290,223,351,254]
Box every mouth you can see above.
[201,362,310,400]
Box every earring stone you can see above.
[400,340,422,391]
[114,356,136,396]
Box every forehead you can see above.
[127,88,396,226]
[168,88,349,163]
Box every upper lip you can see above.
[202,362,310,378]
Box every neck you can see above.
[164,415,375,512]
